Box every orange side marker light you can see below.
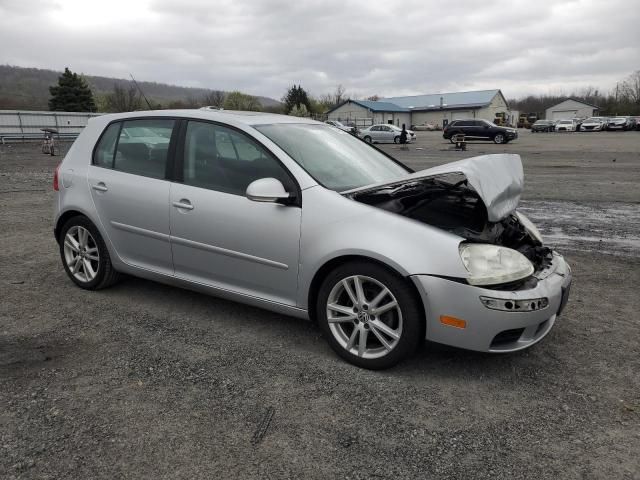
[440,315,467,329]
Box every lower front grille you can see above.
[490,328,525,348]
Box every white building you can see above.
[545,99,599,121]
[326,89,511,128]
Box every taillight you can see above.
[53,163,61,191]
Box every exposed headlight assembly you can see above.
[459,243,534,286]
[515,211,543,243]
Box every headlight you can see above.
[459,244,534,286]
[515,211,543,243]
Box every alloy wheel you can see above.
[494,134,504,144]
[326,275,403,359]
[63,226,100,282]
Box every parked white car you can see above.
[554,120,576,132]
[359,124,416,144]
[579,118,606,132]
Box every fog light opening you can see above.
[480,296,549,312]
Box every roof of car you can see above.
[92,109,321,127]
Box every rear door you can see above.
[88,118,176,275]
[169,120,302,305]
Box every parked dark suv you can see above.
[443,119,518,144]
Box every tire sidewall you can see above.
[494,133,505,144]
[59,216,112,290]
[316,261,423,369]
[364,136,372,143]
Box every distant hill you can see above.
[0,65,282,111]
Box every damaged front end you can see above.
[343,155,553,285]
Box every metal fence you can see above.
[0,110,102,143]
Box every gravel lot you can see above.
[1,130,639,479]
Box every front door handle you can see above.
[92,182,108,192]
[172,199,194,210]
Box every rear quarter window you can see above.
[93,122,121,168]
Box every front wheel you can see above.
[59,216,120,290]
[493,133,505,144]
[363,136,372,143]
[317,261,423,369]
[394,136,399,144]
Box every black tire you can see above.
[364,136,372,143]
[394,136,399,144]
[493,133,505,144]
[316,261,424,369]
[59,215,120,290]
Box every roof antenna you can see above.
[129,73,153,110]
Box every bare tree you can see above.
[367,94,381,101]
[105,84,142,112]
[202,90,226,108]
[621,70,640,105]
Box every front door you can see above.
[88,118,176,275]
[169,120,302,306]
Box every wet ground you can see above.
[1,132,639,479]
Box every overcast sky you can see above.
[1,0,638,100]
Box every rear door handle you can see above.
[172,199,194,210]
[92,182,108,192]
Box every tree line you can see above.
[509,70,640,116]
[43,66,640,117]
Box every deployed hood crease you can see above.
[344,154,523,222]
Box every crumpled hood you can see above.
[344,154,524,222]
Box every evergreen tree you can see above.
[282,84,311,114]
[48,67,96,112]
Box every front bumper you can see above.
[505,130,518,140]
[411,252,572,353]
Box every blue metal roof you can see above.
[381,89,501,110]
[347,99,410,112]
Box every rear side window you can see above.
[113,119,174,179]
[93,122,120,168]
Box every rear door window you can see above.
[113,119,175,179]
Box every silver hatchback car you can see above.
[54,110,571,369]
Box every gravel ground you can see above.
[1,131,639,479]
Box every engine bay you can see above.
[346,173,553,272]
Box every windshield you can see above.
[482,119,497,127]
[558,120,572,124]
[255,124,410,191]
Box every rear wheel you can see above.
[59,216,120,290]
[317,261,423,369]
[493,133,505,144]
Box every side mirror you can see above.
[246,178,290,203]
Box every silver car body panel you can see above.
[54,110,568,353]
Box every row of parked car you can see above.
[531,116,640,132]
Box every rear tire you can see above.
[316,261,423,369]
[59,216,120,290]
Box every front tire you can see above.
[59,216,120,290]
[364,136,372,143]
[316,261,423,369]
[394,136,400,144]
[493,133,505,144]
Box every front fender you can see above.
[297,186,467,309]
